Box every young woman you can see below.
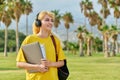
[16,11,66,80]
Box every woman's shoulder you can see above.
[24,34,38,42]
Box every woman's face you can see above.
[41,15,54,31]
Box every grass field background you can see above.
[0,52,120,80]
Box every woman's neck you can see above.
[37,30,51,38]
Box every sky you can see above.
[0,0,119,42]
[29,0,84,31]
[1,0,83,42]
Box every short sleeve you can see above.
[16,36,30,62]
[16,48,26,62]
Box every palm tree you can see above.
[114,7,120,26]
[80,0,93,31]
[96,16,103,30]
[80,0,93,13]
[85,31,93,56]
[23,0,32,35]
[100,24,110,57]
[98,0,111,56]
[108,0,116,7]
[98,0,110,25]
[0,0,5,28]
[51,10,61,33]
[9,0,24,54]
[62,12,74,51]
[110,25,119,56]
[75,25,86,56]
[88,11,99,27]
[108,0,120,28]
[0,5,3,28]
[115,0,120,6]
[0,2,12,56]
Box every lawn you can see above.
[0,52,120,80]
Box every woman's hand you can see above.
[36,64,48,73]
[40,59,53,67]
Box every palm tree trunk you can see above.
[87,38,92,56]
[79,39,84,56]
[66,29,69,52]
[91,40,93,54]
[104,36,110,57]
[118,42,120,53]
[4,27,8,57]
[26,14,28,35]
[16,18,19,54]
[103,35,105,53]
[111,39,116,56]
[116,41,119,53]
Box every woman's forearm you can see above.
[16,62,39,70]
[16,62,48,73]
[50,60,64,68]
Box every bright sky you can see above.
[30,0,83,27]
[1,0,118,41]
[0,0,82,32]
[0,0,82,42]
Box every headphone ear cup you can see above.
[35,19,42,27]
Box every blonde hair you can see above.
[32,11,55,34]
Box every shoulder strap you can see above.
[50,35,58,61]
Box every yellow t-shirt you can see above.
[16,34,66,80]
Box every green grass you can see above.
[0,52,120,80]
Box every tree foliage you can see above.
[0,29,26,52]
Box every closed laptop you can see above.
[22,42,43,73]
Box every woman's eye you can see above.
[45,19,49,21]
[44,18,54,22]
